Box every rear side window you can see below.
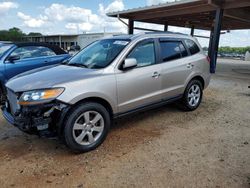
[160,41,188,62]
[185,39,200,55]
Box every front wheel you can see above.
[180,80,203,111]
[63,102,111,153]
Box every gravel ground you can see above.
[0,59,249,188]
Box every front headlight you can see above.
[18,88,64,105]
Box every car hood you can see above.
[6,65,104,92]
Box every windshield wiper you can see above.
[65,63,89,68]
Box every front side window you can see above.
[127,41,156,68]
[11,46,56,60]
[68,39,130,69]
[160,41,188,62]
[0,44,13,58]
[185,39,200,55]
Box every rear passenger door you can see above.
[159,39,192,100]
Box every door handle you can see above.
[187,63,194,69]
[152,72,161,78]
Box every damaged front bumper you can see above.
[1,101,69,136]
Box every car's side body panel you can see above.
[115,63,162,113]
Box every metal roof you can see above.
[107,0,199,15]
[107,0,250,30]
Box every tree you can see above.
[0,27,25,41]
[218,46,250,54]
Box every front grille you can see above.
[6,88,20,115]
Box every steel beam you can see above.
[209,8,223,73]
[128,19,134,34]
[208,28,214,59]
[134,27,162,32]
[164,23,168,31]
[190,26,195,36]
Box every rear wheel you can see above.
[63,102,111,153]
[180,79,203,111]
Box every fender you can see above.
[184,71,207,91]
[68,92,117,114]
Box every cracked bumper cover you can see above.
[1,101,69,134]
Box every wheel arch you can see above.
[57,96,114,137]
[71,97,114,117]
[190,75,205,89]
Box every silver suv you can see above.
[2,32,211,153]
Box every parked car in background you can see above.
[0,42,71,102]
[2,32,211,153]
[68,45,81,56]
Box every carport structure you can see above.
[107,0,250,73]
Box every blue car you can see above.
[0,42,70,102]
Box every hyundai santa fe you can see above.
[2,32,211,153]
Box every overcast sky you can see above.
[0,0,250,47]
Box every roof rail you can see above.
[144,31,188,36]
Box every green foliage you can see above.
[0,27,43,42]
[0,27,26,41]
[219,46,250,54]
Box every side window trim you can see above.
[181,39,191,56]
[179,41,189,57]
[159,38,182,42]
[154,38,162,64]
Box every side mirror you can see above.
[7,55,20,63]
[122,58,137,70]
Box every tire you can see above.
[63,102,111,153]
[180,79,203,111]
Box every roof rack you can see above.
[144,31,188,36]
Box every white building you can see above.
[24,32,122,50]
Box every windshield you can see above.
[0,44,13,57]
[68,39,130,69]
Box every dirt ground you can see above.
[0,59,249,188]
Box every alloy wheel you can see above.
[188,84,201,107]
[72,111,104,146]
